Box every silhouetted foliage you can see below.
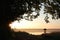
[0,0,60,40]
[1,0,60,23]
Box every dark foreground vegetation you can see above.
[1,29,60,40]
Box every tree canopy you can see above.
[1,0,60,23]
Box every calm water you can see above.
[14,29,60,35]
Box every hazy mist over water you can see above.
[14,29,60,35]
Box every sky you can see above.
[9,4,60,30]
[9,1,60,35]
[9,14,60,29]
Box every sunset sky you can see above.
[9,14,60,29]
[9,4,60,35]
[9,5,60,29]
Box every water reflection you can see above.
[12,29,60,35]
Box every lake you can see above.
[13,29,60,35]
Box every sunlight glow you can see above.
[9,3,60,29]
[9,4,45,29]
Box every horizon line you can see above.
[13,28,60,30]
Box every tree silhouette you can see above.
[0,0,60,40]
[6,0,60,23]
[1,0,60,23]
